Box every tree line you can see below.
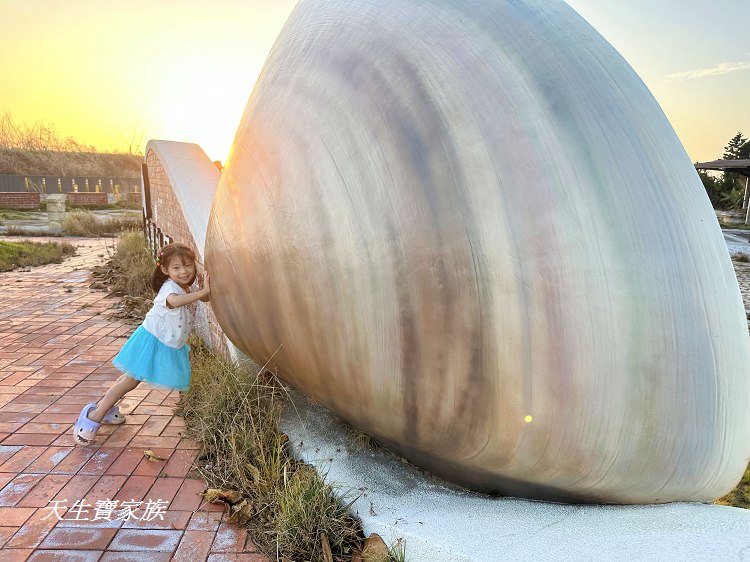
[0,113,141,177]
[699,132,750,210]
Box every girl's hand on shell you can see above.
[203,271,210,294]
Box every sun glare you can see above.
[0,0,295,160]
[144,47,263,163]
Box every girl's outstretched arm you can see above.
[167,272,210,308]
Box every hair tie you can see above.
[155,251,163,265]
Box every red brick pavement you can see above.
[0,237,269,561]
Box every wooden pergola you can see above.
[695,159,750,224]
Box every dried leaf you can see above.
[200,488,223,503]
[200,488,244,505]
[220,490,244,504]
[228,501,254,526]
[245,462,261,485]
[143,449,167,462]
[230,499,248,513]
[321,532,333,562]
[362,533,389,562]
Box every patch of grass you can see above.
[63,210,140,237]
[0,209,36,221]
[91,231,153,321]
[67,201,142,211]
[717,463,750,509]
[177,341,366,560]
[388,539,408,562]
[274,463,363,558]
[733,252,750,263]
[115,200,142,210]
[0,239,75,272]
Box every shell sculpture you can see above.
[205,0,750,503]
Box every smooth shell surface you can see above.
[205,0,750,503]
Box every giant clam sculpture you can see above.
[205,0,750,503]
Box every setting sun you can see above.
[0,0,298,162]
[144,47,260,161]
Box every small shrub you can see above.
[63,210,99,235]
[91,231,153,321]
[110,232,153,296]
[0,239,75,272]
[63,210,140,237]
[733,252,750,263]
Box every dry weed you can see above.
[178,341,366,559]
[90,231,153,321]
[63,210,140,237]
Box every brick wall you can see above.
[145,149,229,357]
[68,192,108,207]
[0,192,41,209]
[146,150,195,246]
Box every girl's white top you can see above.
[142,279,194,349]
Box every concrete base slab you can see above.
[725,230,750,256]
[281,392,750,562]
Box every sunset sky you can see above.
[1,0,747,164]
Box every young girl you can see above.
[73,243,210,446]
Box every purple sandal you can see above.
[102,405,126,425]
[73,402,101,446]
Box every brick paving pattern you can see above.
[0,237,269,561]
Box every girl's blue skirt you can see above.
[113,325,190,391]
